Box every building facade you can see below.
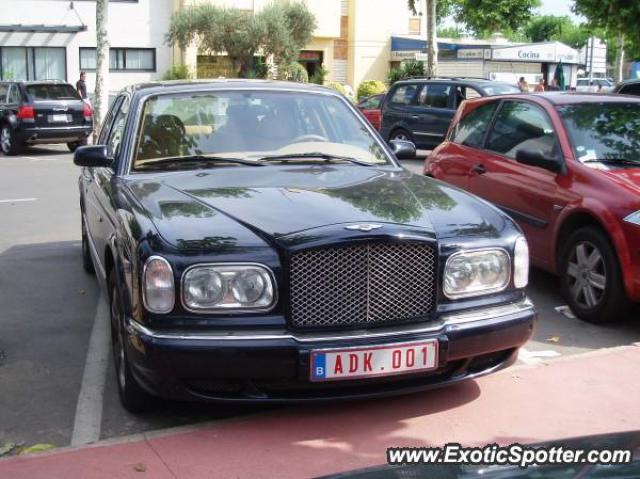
[177,0,426,90]
[0,0,174,94]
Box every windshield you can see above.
[482,84,520,96]
[133,91,390,169]
[26,84,80,101]
[558,103,640,167]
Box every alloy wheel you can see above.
[0,127,11,154]
[566,241,607,309]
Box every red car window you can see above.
[452,102,498,148]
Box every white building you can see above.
[0,0,174,93]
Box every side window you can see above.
[0,84,8,103]
[465,88,481,100]
[359,95,382,109]
[7,85,21,104]
[390,84,418,105]
[98,96,124,145]
[106,96,130,158]
[417,84,451,108]
[487,101,560,160]
[452,102,498,148]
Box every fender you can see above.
[553,200,635,298]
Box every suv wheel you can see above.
[390,128,413,144]
[559,227,630,323]
[0,124,21,156]
[109,271,155,413]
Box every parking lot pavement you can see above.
[1,147,639,452]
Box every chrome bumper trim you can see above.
[127,298,534,343]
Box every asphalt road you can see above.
[1,146,639,450]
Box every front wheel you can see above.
[109,271,155,413]
[0,124,22,156]
[559,227,631,323]
[389,128,413,144]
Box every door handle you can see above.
[410,115,420,120]
[472,164,487,174]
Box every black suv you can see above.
[612,79,640,96]
[380,78,520,149]
[0,81,93,155]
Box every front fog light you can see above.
[444,249,510,299]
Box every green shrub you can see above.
[278,62,309,83]
[387,67,406,86]
[325,81,347,96]
[310,65,329,85]
[357,80,387,99]
[162,64,192,80]
[387,61,426,86]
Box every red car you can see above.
[357,93,385,130]
[425,93,640,323]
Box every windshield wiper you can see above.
[582,158,639,166]
[136,155,265,169]
[256,152,376,167]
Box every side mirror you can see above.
[74,145,113,168]
[515,148,564,174]
[390,139,417,160]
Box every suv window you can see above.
[0,84,7,103]
[577,79,589,86]
[7,85,21,104]
[417,84,451,109]
[390,84,418,105]
[452,102,498,148]
[26,84,80,101]
[487,101,560,160]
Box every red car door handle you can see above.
[472,164,487,174]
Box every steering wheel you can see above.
[291,134,329,143]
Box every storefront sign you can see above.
[457,49,484,59]
[491,43,580,64]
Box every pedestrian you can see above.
[518,76,529,93]
[76,72,88,100]
[534,78,545,92]
[547,79,560,91]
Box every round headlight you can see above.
[184,268,225,308]
[231,270,266,304]
[444,249,510,299]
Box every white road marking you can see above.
[71,294,111,446]
[0,197,38,204]
[518,347,561,365]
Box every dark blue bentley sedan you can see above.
[74,80,535,412]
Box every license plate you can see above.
[310,340,438,382]
[49,114,70,123]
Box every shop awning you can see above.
[0,24,87,33]
[390,36,460,52]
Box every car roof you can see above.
[121,79,342,97]
[466,92,640,106]
[391,77,515,88]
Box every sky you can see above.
[538,0,582,21]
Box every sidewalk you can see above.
[2,346,639,479]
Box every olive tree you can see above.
[166,2,316,78]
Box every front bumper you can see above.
[17,125,92,144]
[125,299,536,402]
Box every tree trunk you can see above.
[615,32,625,82]
[426,0,438,77]
[94,0,109,142]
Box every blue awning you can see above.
[391,36,485,52]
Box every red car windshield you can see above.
[558,103,640,167]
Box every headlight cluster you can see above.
[182,264,275,311]
[143,256,175,314]
[444,249,511,299]
[443,236,529,299]
[624,211,640,226]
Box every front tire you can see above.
[0,124,22,156]
[109,271,155,413]
[559,227,631,323]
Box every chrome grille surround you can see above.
[289,243,437,329]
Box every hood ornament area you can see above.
[345,224,384,232]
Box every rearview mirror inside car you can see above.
[390,140,417,160]
[74,145,113,168]
[515,148,564,174]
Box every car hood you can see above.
[126,165,509,250]
[599,166,640,196]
